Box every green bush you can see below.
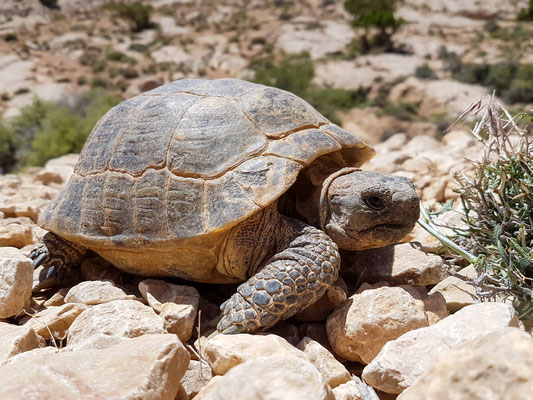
[453,62,533,103]
[39,0,59,9]
[14,88,30,96]
[0,91,122,172]
[119,67,139,79]
[517,0,533,20]
[104,1,156,32]
[485,62,517,92]
[306,88,367,124]
[3,33,17,42]
[0,123,16,173]
[106,51,136,63]
[344,0,404,52]
[380,101,419,121]
[91,77,109,88]
[489,25,533,41]
[453,62,490,85]
[415,63,435,79]
[503,64,533,103]
[251,52,314,98]
[27,106,86,166]
[91,58,107,73]
[483,20,500,33]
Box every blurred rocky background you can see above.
[0,1,533,399]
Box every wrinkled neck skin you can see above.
[293,166,420,251]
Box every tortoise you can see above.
[31,78,419,334]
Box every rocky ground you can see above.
[1,0,533,399]
[0,130,532,399]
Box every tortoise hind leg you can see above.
[30,232,86,279]
[217,220,340,334]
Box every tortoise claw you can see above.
[32,253,47,268]
[45,265,56,280]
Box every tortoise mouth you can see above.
[360,223,407,234]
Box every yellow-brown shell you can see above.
[39,78,375,250]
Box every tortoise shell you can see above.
[39,78,375,252]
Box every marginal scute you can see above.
[40,174,86,236]
[320,124,376,166]
[168,96,266,178]
[239,87,327,138]
[53,176,85,236]
[264,128,342,164]
[102,173,136,241]
[167,175,205,240]
[135,169,170,241]
[80,174,107,239]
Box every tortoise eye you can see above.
[363,195,385,211]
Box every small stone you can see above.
[139,279,200,342]
[194,356,334,400]
[429,265,478,312]
[20,303,88,341]
[180,360,212,399]
[344,243,449,286]
[65,280,135,305]
[64,333,128,352]
[67,299,165,347]
[43,287,70,307]
[0,334,189,400]
[2,346,58,365]
[362,302,520,394]
[398,328,533,400]
[0,322,45,365]
[332,380,363,400]
[0,198,46,223]
[400,285,448,325]
[0,247,33,318]
[0,218,34,248]
[33,154,78,185]
[201,333,307,375]
[327,286,428,364]
[297,336,351,388]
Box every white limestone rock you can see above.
[362,302,520,394]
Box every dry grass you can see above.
[419,95,533,320]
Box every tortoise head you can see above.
[319,168,420,250]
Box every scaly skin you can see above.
[217,218,340,333]
[30,232,86,278]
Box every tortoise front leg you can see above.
[30,232,86,279]
[217,223,340,334]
